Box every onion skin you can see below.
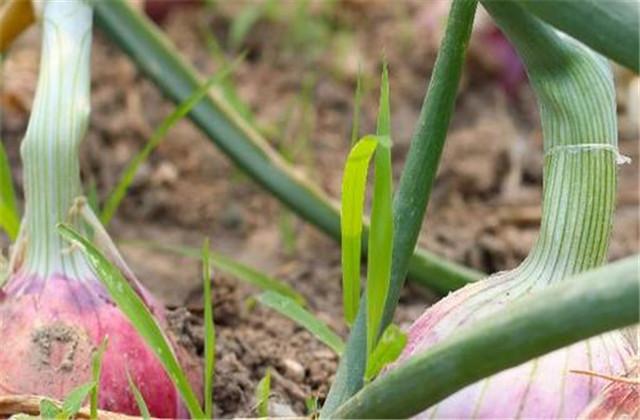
[0,273,201,418]
[579,364,639,419]
[396,272,634,418]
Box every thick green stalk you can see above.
[482,0,619,279]
[333,255,640,418]
[18,0,93,278]
[321,1,479,414]
[92,0,481,293]
[516,0,639,72]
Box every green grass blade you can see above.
[62,381,96,418]
[229,3,264,50]
[366,65,393,355]
[255,368,271,417]
[57,224,205,419]
[364,324,406,382]
[123,240,306,305]
[202,239,215,419]
[90,338,108,419]
[257,291,344,354]
[0,140,19,240]
[340,135,378,324]
[126,369,151,420]
[334,256,640,418]
[100,62,238,226]
[0,202,19,242]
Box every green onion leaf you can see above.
[57,224,205,419]
[257,291,344,354]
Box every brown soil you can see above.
[1,1,638,418]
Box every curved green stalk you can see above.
[515,0,639,72]
[333,256,640,418]
[92,0,481,293]
[321,1,479,414]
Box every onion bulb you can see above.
[0,1,200,417]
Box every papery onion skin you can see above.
[578,363,639,419]
[396,271,634,419]
[0,273,201,418]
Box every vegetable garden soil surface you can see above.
[1,2,638,418]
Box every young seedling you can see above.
[202,239,216,419]
[255,368,272,418]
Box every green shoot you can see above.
[306,395,319,417]
[90,338,109,419]
[61,382,96,419]
[57,224,205,419]
[126,369,151,420]
[364,324,407,382]
[0,140,19,240]
[340,135,378,324]
[202,239,216,419]
[366,64,393,355]
[350,68,363,146]
[278,208,297,255]
[39,399,61,419]
[257,291,344,354]
[124,240,306,305]
[200,14,254,123]
[255,368,271,417]
[37,383,96,419]
[228,1,267,51]
[100,61,239,226]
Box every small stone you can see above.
[269,401,297,417]
[282,358,306,382]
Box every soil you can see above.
[1,1,638,418]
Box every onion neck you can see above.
[18,0,93,279]
[484,2,619,284]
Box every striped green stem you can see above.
[483,0,620,280]
[17,0,93,279]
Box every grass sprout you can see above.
[202,239,216,419]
